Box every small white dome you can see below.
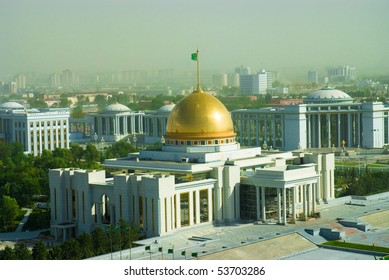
[0,101,25,109]
[103,103,131,113]
[304,87,353,103]
[157,104,175,113]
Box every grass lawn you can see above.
[323,240,389,254]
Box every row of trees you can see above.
[336,167,389,197]
[0,141,137,230]
[0,220,140,260]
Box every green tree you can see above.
[49,246,63,260]
[0,195,19,228]
[14,243,33,260]
[84,143,100,163]
[70,144,85,164]
[32,240,50,260]
[77,232,95,259]
[91,227,109,255]
[71,106,84,118]
[105,140,136,158]
[60,238,82,260]
[0,246,16,260]
[59,96,71,107]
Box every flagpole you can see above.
[196,49,200,92]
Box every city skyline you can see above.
[1,0,388,81]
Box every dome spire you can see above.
[191,49,201,92]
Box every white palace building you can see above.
[49,86,335,241]
[0,101,70,156]
[231,87,389,151]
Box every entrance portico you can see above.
[243,165,320,224]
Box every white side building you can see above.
[0,102,70,156]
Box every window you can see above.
[180,193,189,227]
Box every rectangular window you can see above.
[200,189,208,223]
[119,195,122,219]
[180,193,189,227]
[139,196,143,230]
[193,191,196,224]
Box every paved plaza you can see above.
[2,193,389,260]
[88,192,389,260]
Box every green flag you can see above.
[158,247,163,252]
[191,52,198,61]
[145,245,151,251]
[168,248,174,254]
[191,252,198,258]
[181,250,186,256]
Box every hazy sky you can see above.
[1,0,388,78]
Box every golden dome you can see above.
[165,90,235,141]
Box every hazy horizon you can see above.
[1,0,388,81]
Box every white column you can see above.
[312,183,317,213]
[207,188,213,223]
[282,188,287,224]
[256,186,261,221]
[307,114,311,148]
[303,185,307,217]
[307,184,312,217]
[32,122,38,156]
[247,114,251,146]
[277,188,282,224]
[189,191,194,226]
[170,197,174,231]
[337,113,341,147]
[347,113,351,147]
[292,187,296,219]
[175,194,181,229]
[327,114,331,147]
[44,121,48,150]
[311,115,316,148]
[261,187,266,222]
[195,190,200,224]
[318,114,321,148]
[255,115,260,146]
[39,125,43,152]
[358,113,361,146]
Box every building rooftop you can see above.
[304,86,353,104]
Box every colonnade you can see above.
[307,112,361,148]
[92,113,144,141]
[115,187,215,237]
[254,183,318,224]
[231,112,284,148]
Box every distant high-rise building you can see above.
[212,73,228,87]
[62,69,76,88]
[264,70,273,89]
[50,73,61,88]
[308,70,318,83]
[227,73,240,87]
[239,70,271,95]
[9,82,17,94]
[14,74,26,90]
[328,66,357,83]
[235,65,251,75]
